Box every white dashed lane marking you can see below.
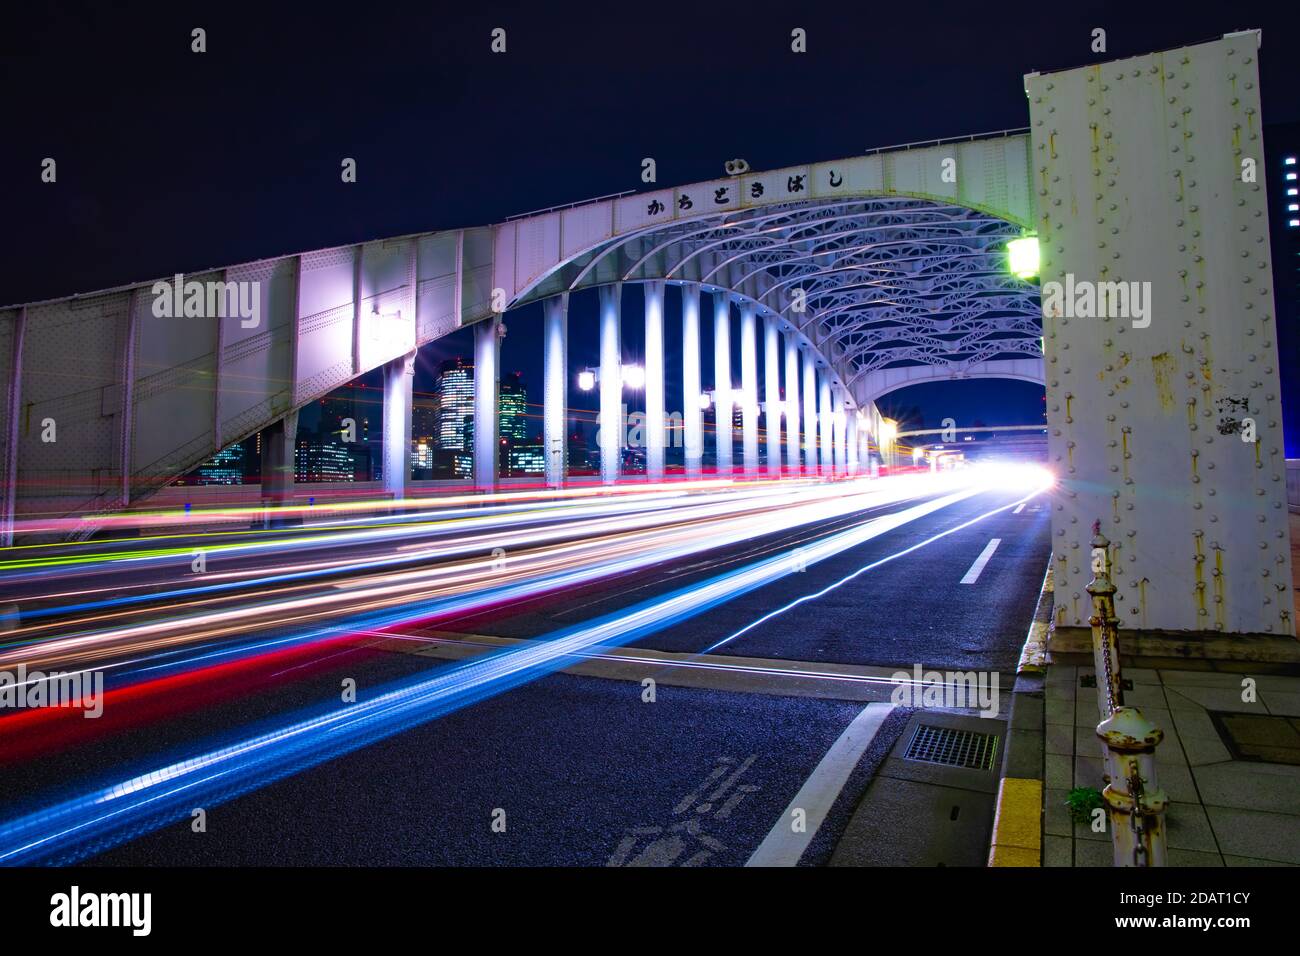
[959,538,1001,585]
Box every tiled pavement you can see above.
[1043,665,1300,867]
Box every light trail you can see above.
[0,476,961,673]
[0,476,997,864]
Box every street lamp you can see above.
[580,365,647,391]
[1007,234,1040,280]
[879,418,898,469]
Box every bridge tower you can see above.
[1029,31,1295,650]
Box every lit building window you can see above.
[1290,219,1300,228]
[1288,172,1298,181]
[1286,157,1298,165]
[1290,204,1300,212]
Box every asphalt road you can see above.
[459,487,1050,671]
[0,475,1051,866]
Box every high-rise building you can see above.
[507,444,545,477]
[435,358,475,454]
[413,439,434,471]
[413,393,440,442]
[295,440,357,483]
[307,385,379,481]
[500,371,530,443]
[181,443,246,485]
[1267,122,1300,456]
[449,366,544,479]
[176,435,259,485]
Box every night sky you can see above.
[4,2,1299,434]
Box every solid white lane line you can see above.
[1013,502,1026,514]
[960,537,1001,584]
[746,703,894,867]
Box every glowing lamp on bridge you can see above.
[1006,235,1040,280]
[576,369,597,391]
[620,365,646,389]
[698,391,713,410]
[878,419,897,443]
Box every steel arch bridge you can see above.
[0,130,1040,532]
[0,31,1292,645]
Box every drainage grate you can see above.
[1210,712,1300,766]
[903,725,1000,771]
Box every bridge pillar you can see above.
[830,389,843,475]
[473,317,499,492]
[837,390,850,475]
[1029,32,1295,645]
[783,331,801,476]
[598,284,622,485]
[818,368,832,474]
[847,411,859,476]
[681,283,703,479]
[739,302,759,478]
[712,291,732,477]
[543,295,568,490]
[259,409,299,527]
[801,348,817,474]
[763,316,781,476]
[1,305,24,547]
[644,280,666,482]
[381,350,415,501]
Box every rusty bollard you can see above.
[1086,522,1167,866]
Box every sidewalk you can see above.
[988,524,1300,867]
[1042,664,1300,866]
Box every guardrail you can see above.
[505,190,637,221]
[864,127,1030,155]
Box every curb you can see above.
[987,563,1052,867]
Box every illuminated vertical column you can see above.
[681,283,703,478]
[712,291,732,477]
[801,348,817,473]
[832,387,842,476]
[829,387,842,475]
[644,280,665,482]
[260,409,299,527]
[763,316,781,476]
[543,294,568,490]
[847,409,859,476]
[832,388,847,475]
[818,368,832,473]
[739,302,759,478]
[473,317,499,491]
[382,350,415,499]
[784,332,800,475]
[599,284,622,485]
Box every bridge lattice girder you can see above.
[520,197,1041,394]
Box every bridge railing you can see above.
[505,190,637,221]
[863,126,1030,155]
